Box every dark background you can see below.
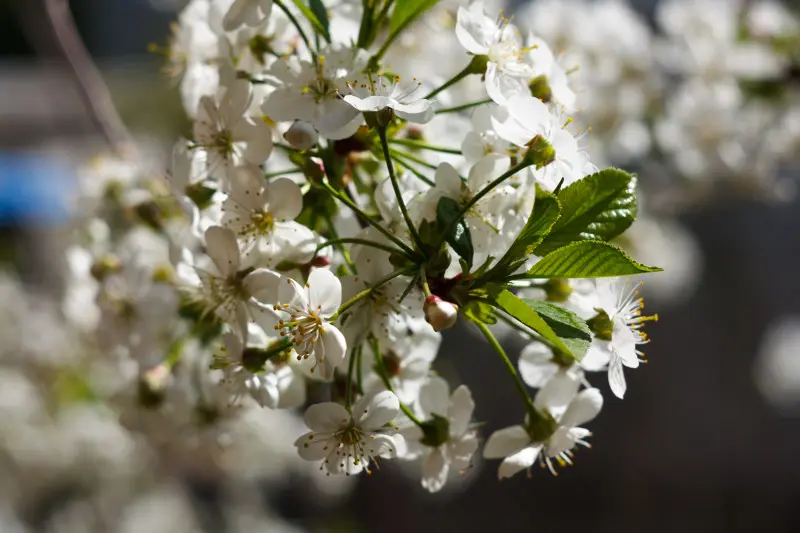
[2,1,800,532]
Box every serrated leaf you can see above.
[491,289,573,359]
[536,168,637,255]
[484,186,560,281]
[290,0,331,42]
[389,0,439,37]
[437,196,473,268]
[525,241,662,278]
[523,299,591,341]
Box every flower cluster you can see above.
[519,0,800,203]
[63,0,666,493]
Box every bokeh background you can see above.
[2,0,800,532]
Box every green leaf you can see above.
[491,289,573,358]
[523,299,591,360]
[389,0,439,37]
[308,0,329,38]
[536,168,637,255]
[437,196,473,268]
[290,0,331,42]
[484,186,560,281]
[525,241,662,278]
[462,300,497,324]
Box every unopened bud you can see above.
[423,295,459,331]
[283,120,318,150]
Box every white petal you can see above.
[498,445,541,480]
[483,425,530,459]
[533,369,581,411]
[303,402,349,433]
[353,390,399,430]
[419,376,450,418]
[434,162,464,198]
[455,4,493,55]
[315,102,362,139]
[220,80,252,123]
[243,268,281,302]
[560,387,603,428]
[518,342,558,387]
[421,447,450,493]
[393,101,434,124]
[308,268,342,316]
[222,0,253,31]
[450,434,479,470]
[448,385,475,438]
[205,226,240,277]
[608,354,627,399]
[294,432,334,461]
[316,324,347,379]
[265,178,303,221]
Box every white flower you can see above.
[455,1,532,104]
[194,226,281,337]
[402,377,478,492]
[221,165,316,258]
[218,327,305,409]
[222,0,273,32]
[483,387,603,479]
[270,268,347,380]
[492,95,596,190]
[525,34,576,111]
[294,390,401,475]
[193,79,273,179]
[341,74,435,124]
[461,105,511,166]
[584,279,657,399]
[518,342,583,413]
[262,46,369,139]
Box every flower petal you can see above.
[483,425,530,459]
[243,268,281,303]
[205,226,240,277]
[294,432,334,461]
[560,387,604,428]
[608,354,627,399]
[354,390,400,430]
[448,385,475,438]
[316,324,347,379]
[419,376,450,418]
[265,178,303,221]
[421,447,450,493]
[518,342,558,387]
[498,445,541,480]
[303,401,349,433]
[455,4,493,55]
[308,268,342,316]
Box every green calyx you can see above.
[526,408,558,443]
[364,109,395,129]
[543,279,573,303]
[529,75,553,103]
[523,135,556,169]
[467,54,490,75]
[586,309,614,341]
[420,414,451,448]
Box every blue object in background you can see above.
[0,152,74,224]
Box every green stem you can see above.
[393,156,435,187]
[390,149,438,170]
[475,320,539,420]
[333,267,412,320]
[264,167,303,179]
[320,180,417,257]
[274,0,316,62]
[378,128,425,254]
[356,0,376,49]
[315,238,407,258]
[323,213,357,274]
[369,335,424,426]
[388,138,462,154]
[345,344,361,409]
[435,98,493,115]
[367,0,395,45]
[425,62,476,100]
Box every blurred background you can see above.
[2,0,800,532]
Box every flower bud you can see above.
[283,120,318,150]
[423,295,459,331]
